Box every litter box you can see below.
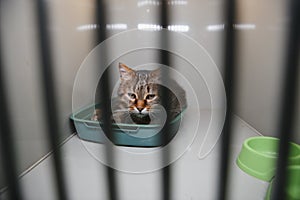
[70,104,184,147]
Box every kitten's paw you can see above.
[91,109,101,121]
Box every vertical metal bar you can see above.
[0,8,23,199]
[271,0,300,199]
[34,0,68,200]
[217,0,237,199]
[159,1,172,200]
[94,1,119,200]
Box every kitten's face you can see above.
[118,63,160,118]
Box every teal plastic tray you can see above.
[70,104,183,147]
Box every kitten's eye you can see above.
[128,93,136,99]
[146,94,156,100]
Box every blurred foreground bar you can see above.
[217,0,238,199]
[271,0,300,199]
[0,14,23,200]
[35,0,68,199]
[94,0,119,200]
[159,1,172,200]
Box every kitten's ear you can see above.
[119,63,135,80]
[150,68,161,81]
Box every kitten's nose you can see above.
[137,107,144,112]
[136,100,145,112]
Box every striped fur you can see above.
[92,63,187,125]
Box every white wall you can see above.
[235,0,300,144]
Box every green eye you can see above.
[146,94,155,100]
[128,93,136,99]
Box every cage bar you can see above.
[159,1,172,200]
[34,0,68,199]
[94,1,119,200]
[217,0,238,199]
[271,0,300,199]
[0,15,23,200]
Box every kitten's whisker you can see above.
[149,109,162,112]
[124,114,136,124]
[125,115,131,121]
[149,112,160,117]
[112,109,129,113]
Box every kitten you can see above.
[92,63,186,125]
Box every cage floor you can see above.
[0,112,269,200]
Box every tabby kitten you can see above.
[92,63,186,125]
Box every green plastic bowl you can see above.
[265,165,300,200]
[236,136,300,182]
